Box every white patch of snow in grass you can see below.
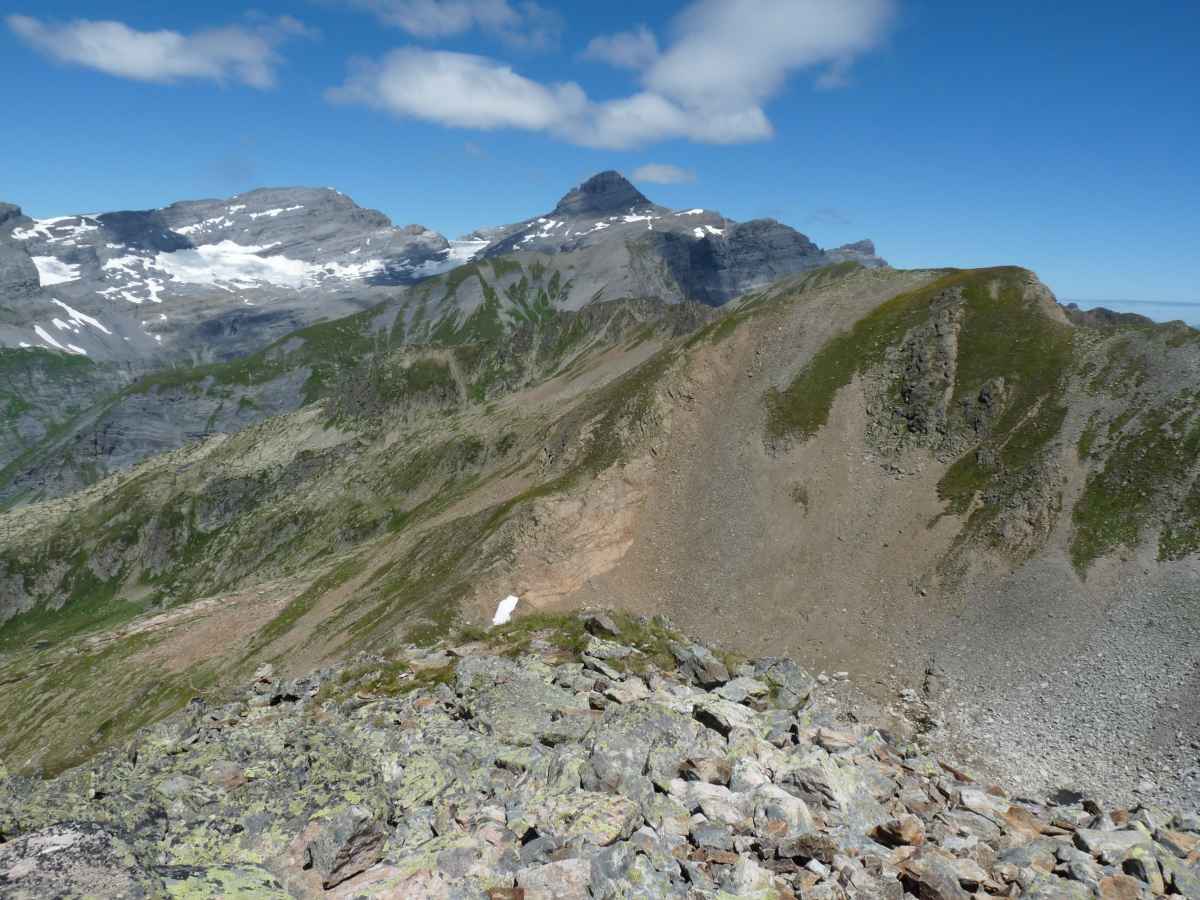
[492,595,520,626]
[704,225,724,236]
[66,343,87,355]
[31,257,81,286]
[50,299,112,335]
[18,341,31,348]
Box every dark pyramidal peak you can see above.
[554,170,654,216]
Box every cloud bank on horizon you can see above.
[7,0,895,149]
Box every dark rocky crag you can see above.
[1,613,1195,899]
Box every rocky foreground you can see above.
[0,613,1197,899]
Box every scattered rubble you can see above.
[0,612,1195,898]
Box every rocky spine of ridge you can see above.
[0,612,1195,899]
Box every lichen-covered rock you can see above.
[0,822,163,899]
[0,613,1193,900]
[158,864,291,898]
[297,804,388,889]
[670,640,730,687]
[517,857,591,899]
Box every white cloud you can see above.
[632,164,696,185]
[6,14,312,88]
[328,50,768,149]
[328,49,586,130]
[346,0,563,50]
[581,25,659,70]
[330,0,894,148]
[644,0,894,110]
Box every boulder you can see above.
[299,804,388,889]
[669,641,730,687]
[0,822,163,899]
[517,857,591,899]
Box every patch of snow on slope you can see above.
[492,595,520,626]
[51,299,111,335]
[13,216,99,243]
[154,242,309,289]
[249,205,303,220]
[676,209,706,216]
[31,257,81,286]
[704,225,724,236]
[175,216,234,236]
[33,324,86,354]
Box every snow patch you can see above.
[154,241,310,289]
[50,299,112,335]
[31,257,81,286]
[33,324,87,354]
[175,216,235,236]
[492,595,520,626]
[248,205,303,220]
[677,209,706,216]
[12,216,99,244]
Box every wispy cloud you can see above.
[330,0,894,148]
[632,163,696,185]
[581,25,658,70]
[344,0,563,50]
[5,14,313,88]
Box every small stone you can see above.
[581,611,621,638]
[873,814,926,847]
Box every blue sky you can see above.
[1,1,1197,317]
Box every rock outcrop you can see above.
[1,613,1194,898]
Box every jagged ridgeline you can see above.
[1,260,1199,783]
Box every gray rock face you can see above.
[553,170,654,217]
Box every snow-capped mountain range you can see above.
[0,189,474,363]
[0,173,883,364]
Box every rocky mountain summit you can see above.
[479,172,884,307]
[0,612,1195,899]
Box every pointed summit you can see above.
[554,171,651,217]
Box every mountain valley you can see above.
[0,172,1198,898]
